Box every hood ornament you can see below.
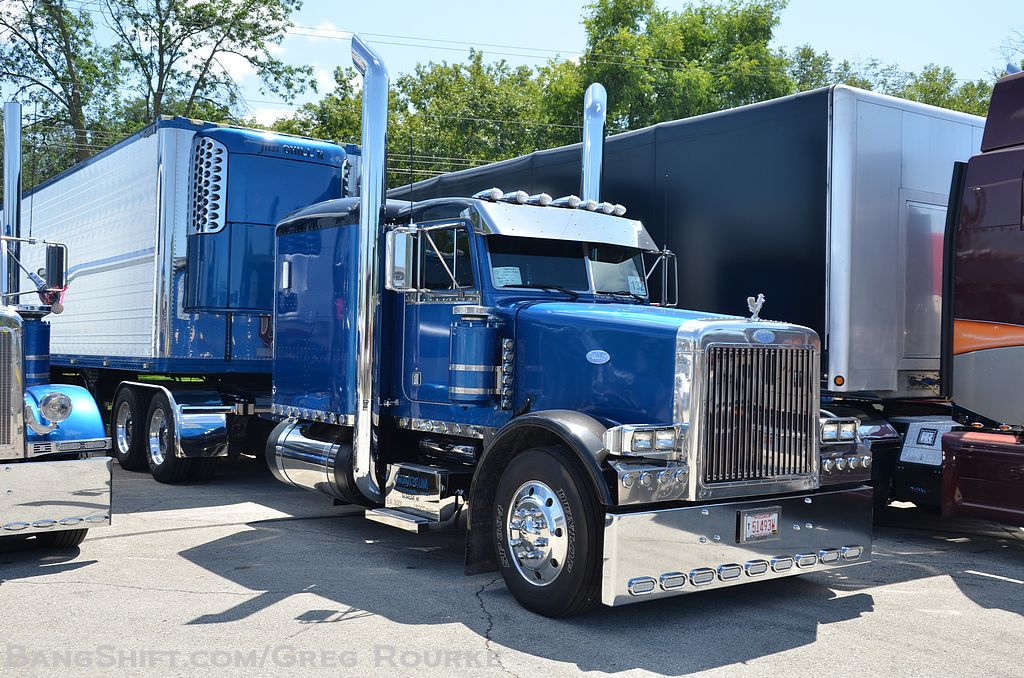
[747,293,765,321]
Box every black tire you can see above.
[188,457,219,481]
[145,393,191,483]
[493,446,602,618]
[34,529,88,549]
[111,387,147,471]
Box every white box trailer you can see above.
[4,117,353,483]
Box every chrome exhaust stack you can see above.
[581,83,607,203]
[3,100,22,299]
[350,34,389,503]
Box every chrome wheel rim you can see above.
[115,401,132,455]
[147,408,168,466]
[506,480,568,587]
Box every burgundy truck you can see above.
[941,70,1024,526]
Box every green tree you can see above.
[104,0,314,120]
[551,0,794,132]
[0,0,119,163]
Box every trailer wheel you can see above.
[112,387,147,471]
[34,529,88,549]
[493,446,602,617]
[145,393,190,483]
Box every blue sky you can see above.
[236,0,1024,124]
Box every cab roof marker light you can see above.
[499,190,529,205]
[551,195,582,209]
[597,201,616,215]
[527,193,553,206]
[578,198,599,212]
[472,187,503,201]
[612,204,627,216]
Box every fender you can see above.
[464,409,612,575]
[23,384,110,455]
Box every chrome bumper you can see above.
[602,486,872,606]
[0,457,112,535]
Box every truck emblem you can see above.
[747,293,765,321]
[586,350,610,365]
[753,329,776,344]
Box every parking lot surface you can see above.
[1,459,1022,677]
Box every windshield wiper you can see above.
[596,289,645,303]
[502,283,579,300]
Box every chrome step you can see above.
[365,507,433,533]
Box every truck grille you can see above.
[189,135,228,234]
[0,330,12,446]
[702,345,817,485]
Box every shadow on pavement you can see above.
[179,515,874,675]
[0,537,97,580]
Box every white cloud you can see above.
[249,105,291,126]
[219,51,258,82]
[315,67,337,93]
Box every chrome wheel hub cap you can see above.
[506,480,568,586]
[115,401,132,454]
[148,408,168,466]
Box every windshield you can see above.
[486,236,647,296]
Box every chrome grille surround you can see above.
[0,306,25,460]
[675,318,820,500]
[189,135,228,234]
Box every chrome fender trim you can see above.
[117,382,230,459]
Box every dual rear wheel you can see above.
[111,388,212,483]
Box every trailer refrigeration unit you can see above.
[0,101,111,548]
[390,86,986,512]
[266,35,874,617]
[15,114,355,481]
[938,71,1024,526]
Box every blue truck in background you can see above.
[1,101,111,550]
[17,107,359,482]
[262,36,876,616]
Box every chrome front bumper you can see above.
[0,457,112,536]
[602,486,872,606]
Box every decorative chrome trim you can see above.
[841,545,864,560]
[449,386,498,396]
[626,576,657,596]
[188,135,228,234]
[744,559,770,577]
[449,364,500,373]
[0,315,25,460]
[717,563,742,581]
[24,404,57,434]
[771,556,794,572]
[688,568,716,587]
[270,403,354,425]
[795,553,818,569]
[396,417,491,439]
[659,572,686,590]
[818,548,841,564]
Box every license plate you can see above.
[739,507,781,543]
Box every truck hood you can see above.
[512,301,818,426]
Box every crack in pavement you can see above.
[474,576,519,678]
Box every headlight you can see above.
[820,417,858,444]
[40,392,73,423]
[821,422,839,442]
[840,421,858,441]
[604,424,688,457]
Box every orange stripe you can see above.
[954,318,1024,355]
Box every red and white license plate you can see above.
[740,507,781,543]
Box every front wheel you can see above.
[145,393,191,483]
[34,529,88,549]
[493,446,602,617]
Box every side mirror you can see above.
[385,228,416,292]
[645,248,678,307]
[45,244,66,290]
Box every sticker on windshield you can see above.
[493,267,523,287]
[627,275,647,296]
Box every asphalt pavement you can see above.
[1,458,1021,677]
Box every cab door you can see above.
[402,221,477,403]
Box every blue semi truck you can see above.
[0,101,111,549]
[17,108,358,482]
[261,36,875,616]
